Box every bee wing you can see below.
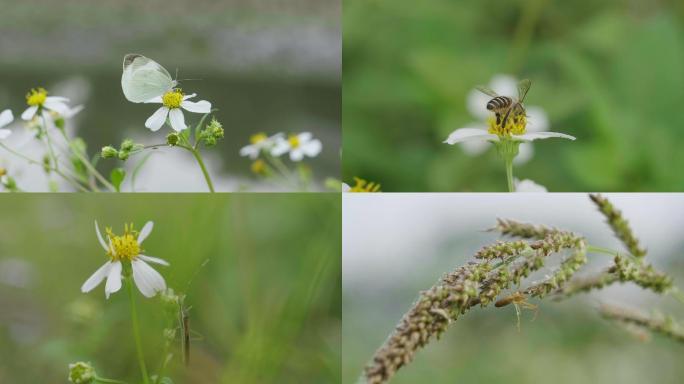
[517,79,532,102]
[475,85,500,97]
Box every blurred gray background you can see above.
[0,0,340,191]
[343,193,684,383]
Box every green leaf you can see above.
[110,168,126,192]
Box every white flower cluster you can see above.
[240,132,322,162]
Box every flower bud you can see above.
[68,361,96,383]
[101,146,118,159]
[166,132,180,146]
[120,139,135,152]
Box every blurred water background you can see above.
[0,0,340,191]
[343,0,684,191]
[0,194,341,383]
[343,193,684,383]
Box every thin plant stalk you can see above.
[504,158,514,192]
[176,143,215,192]
[126,278,150,384]
[57,129,116,191]
[0,142,91,192]
[95,377,130,384]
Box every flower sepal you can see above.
[494,136,521,163]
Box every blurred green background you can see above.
[0,193,341,383]
[343,0,684,191]
[0,0,340,191]
[343,194,684,383]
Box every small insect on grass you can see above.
[495,291,538,332]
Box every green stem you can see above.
[0,142,91,192]
[42,114,61,172]
[126,278,150,384]
[57,130,116,191]
[586,244,639,262]
[268,155,300,188]
[505,158,514,192]
[95,376,129,384]
[177,144,215,192]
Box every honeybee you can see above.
[495,291,538,332]
[476,79,532,129]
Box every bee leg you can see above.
[495,112,501,126]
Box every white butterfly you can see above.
[121,54,177,103]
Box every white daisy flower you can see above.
[447,75,573,164]
[0,109,13,139]
[21,87,72,121]
[239,132,283,159]
[144,89,211,132]
[514,178,547,192]
[271,132,322,162]
[81,221,169,299]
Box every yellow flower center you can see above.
[105,223,141,261]
[487,111,527,136]
[26,87,48,106]
[288,134,300,148]
[349,177,381,192]
[251,159,267,175]
[250,133,268,145]
[0,167,6,177]
[162,89,184,109]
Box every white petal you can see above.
[515,131,576,142]
[104,261,122,299]
[301,139,322,157]
[45,96,70,103]
[460,140,491,156]
[21,106,38,121]
[290,149,304,161]
[62,105,84,119]
[94,221,109,251]
[43,99,70,115]
[298,132,313,142]
[514,178,548,193]
[143,96,163,104]
[271,140,290,156]
[138,254,170,266]
[182,93,197,100]
[466,89,491,120]
[81,261,112,293]
[132,259,166,298]
[456,123,490,155]
[239,145,259,159]
[0,109,13,127]
[0,129,11,140]
[513,142,534,165]
[137,221,154,244]
[525,106,549,133]
[444,128,497,145]
[342,183,351,192]
[168,109,187,132]
[181,99,211,113]
[490,74,518,97]
[145,107,169,132]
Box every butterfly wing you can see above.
[121,54,176,103]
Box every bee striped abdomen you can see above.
[486,96,512,111]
